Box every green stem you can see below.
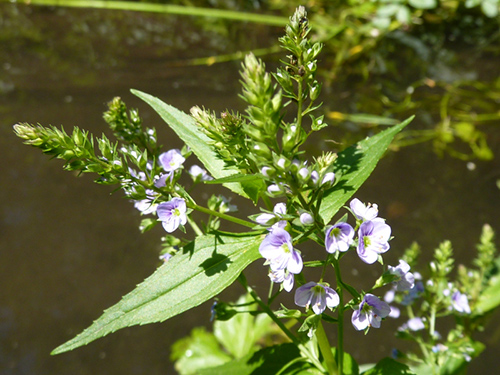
[332,258,344,375]
[238,274,299,345]
[316,321,337,375]
[190,203,255,228]
[187,215,203,236]
[239,274,326,373]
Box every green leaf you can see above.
[196,343,320,375]
[52,233,263,354]
[213,294,273,359]
[319,116,413,224]
[171,327,232,375]
[474,255,500,315]
[131,89,248,198]
[361,358,415,375]
[331,348,359,375]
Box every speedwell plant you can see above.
[14,7,499,375]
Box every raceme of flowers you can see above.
[256,197,405,331]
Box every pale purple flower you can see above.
[159,253,172,262]
[188,164,212,182]
[352,294,391,330]
[259,227,303,274]
[407,317,425,331]
[388,305,400,319]
[388,260,415,291]
[357,219,391,264]
[401,279,424,306]
[350,198,379,221]
[295,281,340,315]
[269,269,294,292]
[325,222,355,253]
[157,197,187,233]
[159,149,185,173]
[451,291,471,314]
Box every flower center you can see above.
[173,208,181,217]
[330,227,341,238]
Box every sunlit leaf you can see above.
[52,233,263,354]
[196,343,321,375]
[171,327,232,375]
[319,116,414,224]
[131,89,248,198]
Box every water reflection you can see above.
[1,3,499,374]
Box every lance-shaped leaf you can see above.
[52,233,263,354]
[131,89,250,198]
[319,116,414,224]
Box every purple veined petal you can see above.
[159,149,185,172]
[161,216,179,233]
[157,198,187,233]
[295,282,316,307]
[350,198,379,221]
[259,227,293,259]
[357,241,379,264]
[371,219,391,242]
[368,314,382,328]
[283,272,295,292]
[287,250,303,274]
[325,222,354,253]
[311,288,327,315]
[351,310,369,331]
[364,294,391,318]
[154,173,169,188]
[269,269,285,283]
[325,286,340,309]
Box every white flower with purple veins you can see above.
[451,291,471,314]
[159,149,185,173]
[259,227,303,274]
[157,197,187,233]
[295,282,340,315]
[388,260,415,291]
[325,222,355,253]
[188,164,213,182]
[350,198,379,221]
[352,294,391,331]
[357,219,391,264]
[269,268,294,292]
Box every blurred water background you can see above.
[1,2,499,374]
